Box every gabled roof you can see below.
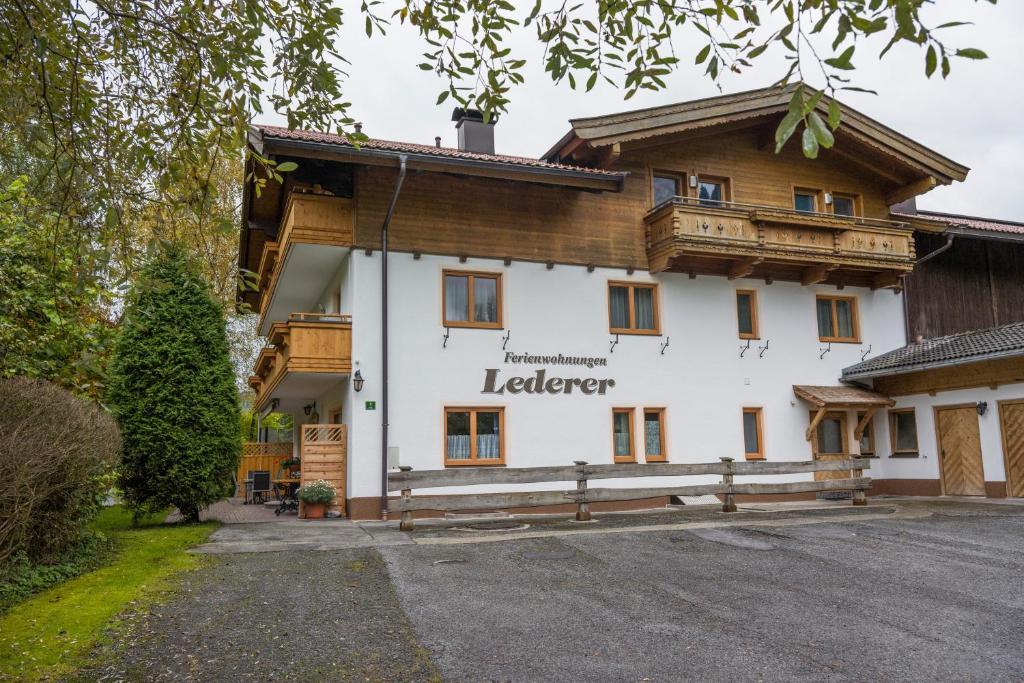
[251,125,626,192]
[544,84,969,190]
[793,385,895,408]
[842,322,1024,380]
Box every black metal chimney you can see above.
[452,107,497,155]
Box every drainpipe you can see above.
[903,232,955,342]
[380,155,408,519]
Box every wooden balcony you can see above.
[645,198,916,289]
[257,192,355,331]
[249,313,353,411]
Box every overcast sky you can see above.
[262,2,1022,219]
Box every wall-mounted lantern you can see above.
[353,370,365,393]
[303,402,315,416]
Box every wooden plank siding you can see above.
[904,233,1024,340]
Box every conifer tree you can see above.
[107,244,240,521]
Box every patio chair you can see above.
[251,471,272,505]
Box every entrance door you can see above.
[999,400,1024,498]
[935,406,985,496]
[810,411,849,482]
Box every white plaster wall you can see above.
[870,383,1024,484]
[344,251,908,498]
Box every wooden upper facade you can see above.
[238,84,970,314]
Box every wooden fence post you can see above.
[574,460,591,522]
[720,457,737,512]
[398,465,415,531]
[851,456,867,507]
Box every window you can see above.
[889,409,918,456]
[612,408,635,462]
[736,289,759,339]
[794,189,819,213]
[857,411,876,456]
[444,407,505,466]
[697,176,729,207]
[652,173,682,206]
[443,270,502,329]
[643,409,667,462]
[832,193,858,217]
[742,407,764,460]
[816,295,859,343]
[608,282,660,335]
[812,412,848,456]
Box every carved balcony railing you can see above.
[645,197,916,289]
[248,312,353,411]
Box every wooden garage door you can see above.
[936,406,985,496]
[1000,400,1024,498]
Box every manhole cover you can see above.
[463,521,530,531]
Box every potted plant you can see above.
[298,479,336,519]
[280,457,301,478]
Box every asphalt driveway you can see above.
[381,502,1024,682]
[74,500,1024,682]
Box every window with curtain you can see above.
[832,194,857,217]
[445,407,504,465]
[652,174,682,206]
[815,295,859,342]
[644,409,666,462]
[443,271,502,329]
[743,408,764,459]
[815,413,846,456]
[736,290,758,339]
[613,409,634,462]
[794,190,818,213]
[608,283,659,334]
[889,410,918,455]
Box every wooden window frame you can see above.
[442,269,503,330]
[857,411,876,457]
[643,408,668,463]
[695,174,732,206]
[793,186,823,213]
[608,281,662,336]
[815,294,861,343]
[736,289,760,340]
[612,407,636,463]
[888,408,919,457]
[651,171,684,207]
[443,406,506,467]
[742,407,765,460]
[830,192,861,218]
[809,410,849,457]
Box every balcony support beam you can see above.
[801,263,839,286]
[727,256,762,280]
[871,271,905,291]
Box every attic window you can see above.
[653,173,682,206]
[794,189,818,213]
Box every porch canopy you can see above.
[793,384,895,442]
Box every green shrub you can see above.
[297,479,336,505]
[0,378,120,567]
[107,245,241,522]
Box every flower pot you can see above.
[303,503,326,519]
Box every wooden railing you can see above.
[236,442,294,497]
[388,457,871,531]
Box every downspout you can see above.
[380,155,408,519]
[903,232,956,342]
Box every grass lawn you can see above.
[0,506,217,681]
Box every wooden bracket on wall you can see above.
[728,256,762,280]
[886,176,937,206]
[871,271,904,291]
[801,263,838,286]
[805,406,829,442]
[854,407,878,441]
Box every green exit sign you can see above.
[365,401,377,410]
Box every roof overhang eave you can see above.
[842,347,1024,382]
[260,135,627,192]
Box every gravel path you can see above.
[69,549,440,682]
